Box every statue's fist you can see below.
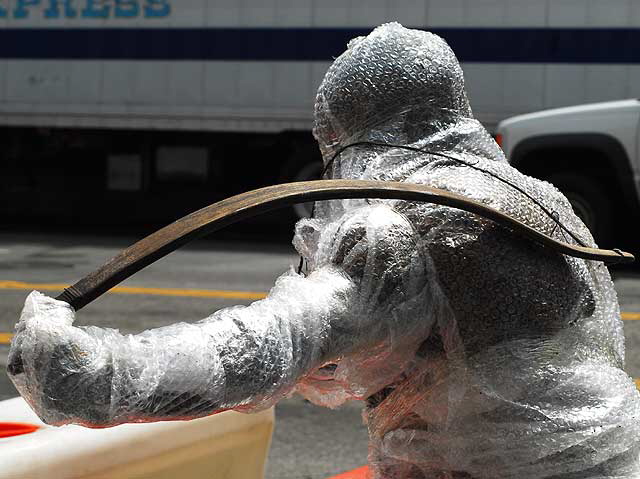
[7,291,76,377]
[7,291,113,426]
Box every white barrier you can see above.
[0,397,274,479]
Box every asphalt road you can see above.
[1,232,640,478]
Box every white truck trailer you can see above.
[2,0,640,229]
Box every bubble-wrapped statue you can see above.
[8,23,640,478]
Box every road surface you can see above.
[1,232,639,478]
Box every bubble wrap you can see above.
[7,23,640,477]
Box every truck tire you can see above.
[291,161,323,218]
[547,172,614,246]
[275,134,324,219]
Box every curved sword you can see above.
[56,179,634,311]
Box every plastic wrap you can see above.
[307,23,640,478]
[8,268,359,426]
[7,22,640,477]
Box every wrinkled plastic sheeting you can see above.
[8,264,359,427]
[306,22,640,478]
[7,22,640,478]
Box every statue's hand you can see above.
[7,291,114,426]
[7,291,76,377]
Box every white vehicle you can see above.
[2,0,640,226]
[495,99,640,249]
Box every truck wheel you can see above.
[292,161,323,218]
[547,173,614,246]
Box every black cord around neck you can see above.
[297,141,586,275]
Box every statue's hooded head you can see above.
[313,23,473,162]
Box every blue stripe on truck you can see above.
[0,27,639,63]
